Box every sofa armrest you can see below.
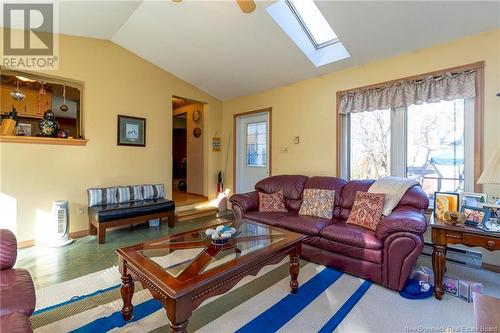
[229,191,259,218]
[0,229,18,270]
[376,208,427,240]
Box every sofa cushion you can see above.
[0,269,36,317]
[346,191,386,231]
[304,176,347,217]
[339,180,375,219]
[87,187,118,207]
[299,189,335,219]
[320,220,383,250]
[255,175,308,206]
[89,199,175,223]
[277,215,333,236]
[245,211,296,226]
[259,191,287,213]
[143,184,165,200]
[117,185,143,203]
[305,236,382,264]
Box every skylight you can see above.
[286,0,338,49]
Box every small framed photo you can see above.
[460,192,488,208]
[16,123,32,136]
[117,115,146,147]
[434,192,460,220]
[461,205,492,226]
[442,277,458,296]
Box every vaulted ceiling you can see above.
[5,1,500,100]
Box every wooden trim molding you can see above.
[335,62,485,187]
[0,135,88,146]
[482,262,500,273]
[17,229,90,249]
[233,108,272,193]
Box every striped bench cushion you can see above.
[143,184,165,200]
[87,187,118,207]
[117,185,143,204]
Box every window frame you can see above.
[336,62,485,193]
[245,120,268,168]
[285,0,339,50]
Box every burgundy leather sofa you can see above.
[230,175,429,291]
[0,229,35,333]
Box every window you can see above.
[246,122,267,167]
[350,109,391,179]
[407,100,465,197]
[1,70,84,141]
[286,0,338,49]
[266,0,350,67]
[341,99,475,201]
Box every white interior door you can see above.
[235,112,270,194]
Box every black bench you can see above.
[87,184,175,244]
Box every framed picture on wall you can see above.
[117,115,146,147]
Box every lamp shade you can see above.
[477,148,500,184]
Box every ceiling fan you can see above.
[172,0,256,14]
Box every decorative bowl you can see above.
[444,211,465,225]
[201,225,240,245]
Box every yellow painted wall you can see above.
[0,33,222,242]
[222,29,500,264]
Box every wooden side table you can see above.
[430,216,500,300]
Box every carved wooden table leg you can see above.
[289,246,300,294]
[432,244,446,300]
[121,273,135,320]
[169,320,188,333]
[165,297,191,333]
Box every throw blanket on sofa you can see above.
[368,176,418,216]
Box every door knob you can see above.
[487,240,495,248]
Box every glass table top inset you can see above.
[138,221,286,279]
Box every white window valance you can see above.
[339,70,476,114]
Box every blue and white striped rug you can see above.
[31,257,481,332]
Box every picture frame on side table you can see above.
[461,205,492,226]
[434,192,460,220]
[117,115,146,147]
[460,192,488,208]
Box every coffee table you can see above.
[116,219,306,332]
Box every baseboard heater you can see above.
[421,242,482,268]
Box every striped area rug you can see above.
[31,259,372,333]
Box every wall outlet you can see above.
[293,136,300,144]
[78,207,85,215]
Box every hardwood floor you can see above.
[16,215,234,290]
[172,191,207,207]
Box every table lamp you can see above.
[477,148,500,204]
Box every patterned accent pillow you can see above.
[259,191,288,213]
[87,187,118,207]
[299,189,335,219]
[117,185,143,204]
[346,191,386,231]
[143,184,165,200]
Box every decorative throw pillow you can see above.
[299,189,335,219]
[87,187,118,207]
[259,191,288,213]
[346,191,386,231]
[143,184,165,200]
[117,185,143,203]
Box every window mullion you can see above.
[390,107,407,177]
